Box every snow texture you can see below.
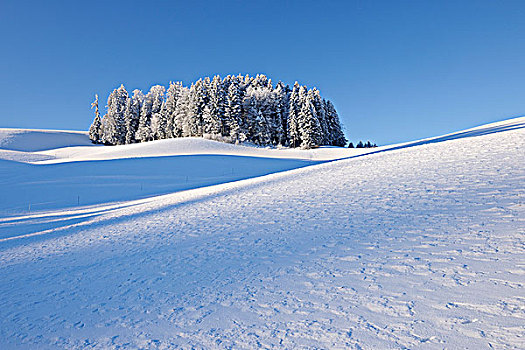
[0,117,524,349]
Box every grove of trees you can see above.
[89,74,346,149]
[348,141,377,148]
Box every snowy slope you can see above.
[0,134,327,216]
[0,128,92,152]
[0,155,319,217]
[0,118,524,349]
[1,117,522,217]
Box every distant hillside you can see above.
[0,129,91,152]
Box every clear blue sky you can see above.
[1,0,524,145]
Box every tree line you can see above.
[89,74,346,149]
[348,141,377,148]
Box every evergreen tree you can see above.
[273,82,290,146]
[243,86,274,145]
[225,77,245,143]
[241,74,253,90]
[253,74,269,88]
[124,89,143,144]
[356,141,364,148]
[89,94,102,143]
[150,85,166,140]
[298,89,322,149]
[175,87,190,137]
[242,88,258,143]
[324,99,347,146]
[187,80,206,137]
[102,85,128,145]
[165,82,183,138]
[135,92,152,142]
[348,142,354,148]
[135,85,164,142]
[203,75,225,136]
[136,86,158,142]
[287,82,301,148]
[310,88,329,144]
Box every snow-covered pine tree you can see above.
[324,99,347,146]
[241,74,253,90]
[202,75,225,137]
[102,85,129,145]
[89,94,102,143]
[298,89,323,149]
[136,86,157,142]
[123,99,134,143]
[310,88,329,145]
[242,88,257,143]
[273,81,289,146]
[186,80,205,137]
[149,85,166,140]
[175,86,190,137]
[252,74,269,89]
[165,82,183,138]
[124,89,143,144]
[222,75,232,90]
[243,86,273,145]
[287,82,301,148]
[225,76,245,143]
[262,87,280,145]
[256,109,272,145]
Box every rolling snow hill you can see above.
[0,117,524,348]
[0,128,93,152]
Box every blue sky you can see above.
[1,0,525,145]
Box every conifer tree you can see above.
[225,77,244,143]
[203,75,225,136]
[124,89,143,144]
[299,89,322,149]
[175,87,190,137]
[102,85,128,145]
[324,99,347,146]
[274,81,289,146]
[165,82,183,138]
[244,86,274,145]
[287,82,301,148]
[150,86,166,140]
[187,80,206,137]
[253,74,269,88]
[89,94,102,143]
[311,88,329,144]
[135,87,154,142]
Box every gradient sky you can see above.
[1,0,525,145]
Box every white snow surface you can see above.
[0,128,93,152]
[0,117,524,348]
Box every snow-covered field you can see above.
[0,117,523,348]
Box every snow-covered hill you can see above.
[0,117,523,348]
[0,128,93,152]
